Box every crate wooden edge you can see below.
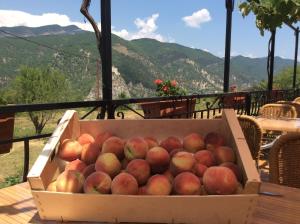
[27,110,79,190]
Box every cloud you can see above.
[182,9,211,28]
[0,10,99,31]
[112,13,168,42]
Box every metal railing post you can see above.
[22,139,30,182]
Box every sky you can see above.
[0,0,299,60]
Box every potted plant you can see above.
[141,79,196,119]
[0,112,15,154]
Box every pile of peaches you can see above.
[48,131,243,195]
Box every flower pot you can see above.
[0,113,15,154]
[141,99,196,119]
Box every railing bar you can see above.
[0,133,51,145]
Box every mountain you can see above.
[0,25,295,100]
[0,25,84,37]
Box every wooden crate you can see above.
[27,109,261,224]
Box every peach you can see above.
[214,146,236,164]
[65,159,87,173]
[183,133,205,153]
[46,181,57,192]
[144,136,159,149]
[83,171,112,194]
[138,186,147,195]
[95,153,121,178]
[126,159,151,185]
[170,151,195,175]
[193,163,208,178]
[95,131,113,149]
[77,133,95,145]
[82,163,96,179]
[56,170,85,193]
[160,136,182,153]
[173,172,201,195]
[111,173,139,195]
[169,148,183,158]
[124,137,148,160]
[194,150,216,167]
[102,136,125,160]
[146,175,172,195]
[203,166,238,195]
[220,162,243,182]
[163,170,174,184]
[81,142,100,165]
[205,132,225,150]
[58,139,82,161]
[146,146,170,174]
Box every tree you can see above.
[239,0,300,35]
[253,66,300,90]
[12,66,72,134]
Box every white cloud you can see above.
[0,10,99,31]
[112,13,169,42]
[182,9,211,28]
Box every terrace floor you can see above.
[0,181,299,224]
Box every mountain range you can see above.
[0,25,295,100]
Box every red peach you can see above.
[126,159,151,185]
[95,131,113,149]
[46,181,57,192]
[95,153,121,178]
[160,136,182,153]
[194,150,216,167]
[111,173,139,195]
[203,166,238,195]
[77,133,95,145]
[81,142,100,165]
[82,163,96,179]
[205,132,226,149]
[146,146,170,174]
[220,162,243,182]
[102,136,125,160]
[193,163,208,178]
[169,148,183,158]
[83,171,112,194]
[146,175,172,195]
[183,133,205,153]
[173,172,201,195]
[58,139,82,161]
[138,186,147,195]
[144,136,159,149]
[163,170,174,184]
[214,146,236,164]
[124,137,148,160]
[65,159,87,173]
[56,170,85,193]
[170,151,195,175]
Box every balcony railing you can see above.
[0,88,299,182]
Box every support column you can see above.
[223,0,234,93]
[268,30,276,91]
[293,28,299,89]
[101,0,113,118]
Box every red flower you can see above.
[163,86,169,92]
[171,80,177,87]
[154,79,163,85]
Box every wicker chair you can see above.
[269,133,300,188]
[258,103,297,119]
[276,101,300,118]
[214,114,262,164]
[293,96,300,104]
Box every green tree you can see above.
[239,0,300,35]
[12,66,72,134]
[253,66,300,90]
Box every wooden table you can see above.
[256,117,300,132]
[1,182,300,224]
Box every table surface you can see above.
[0,182,300,224]
[255,117,300,132]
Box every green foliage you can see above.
[239,0,300,35]
[11,66,72,134]
[0,172,22,189]
[154,79,186,96]
[253,66,300,90]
